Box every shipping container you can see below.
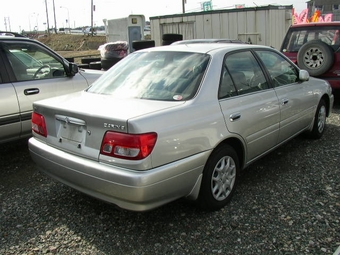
[103,15,146,52]
[150,5,293,49]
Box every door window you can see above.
[3,42,66,82]
[255,50,298,87]
[219,50,268,99]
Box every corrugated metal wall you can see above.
[150,5,293,49]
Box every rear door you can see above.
[0,83,21,143]
[218,50,280,163]
[0,44,21,143]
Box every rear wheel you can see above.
[162,33,183,45]
[89,61,102,70]
[101,58,121,70]
[132,40,155,51]
[309,99,327,139]
[198,145,239,211]
[81,57,101,64]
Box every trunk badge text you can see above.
[104,123,125,130]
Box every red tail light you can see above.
[101,131,157,160]
[31,112,47,137]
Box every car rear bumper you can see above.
[28,137,209,211]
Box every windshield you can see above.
[283,26,340,52]
[87,51,210,101]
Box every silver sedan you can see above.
[29,43,334,211]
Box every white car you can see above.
[29,42,334,211]
[0,33,104,143]
[83,27,97,35]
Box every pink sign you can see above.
[293,8,333,24]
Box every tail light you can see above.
[101,131,157,160]
[31,112,47,137]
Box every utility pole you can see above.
[4,17,11,31]
[52,0,57,33]
[182,0,186,14]
[60,6,70,31]
[45,0,50,34]
[91,0,94,36]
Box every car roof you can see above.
[171,39,246,45]
[139,42,271,54]
[0,35,32,41]
[0,31,26,38]
[291,22,340,28]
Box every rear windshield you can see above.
[87,51,210,101]
[282,26,340,52]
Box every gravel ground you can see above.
[0,102,339,255]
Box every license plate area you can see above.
[56,115,86,143]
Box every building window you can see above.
[315,5,323,11]
[333,4,340,11]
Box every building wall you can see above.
[307,0,340,21]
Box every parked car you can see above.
[98,41,129,70]
[0,32,104,143]
[83,27,97,36]
[29,43,334,212]
[280,22,340,91]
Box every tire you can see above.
[162,34,183,45]
[132,40,155,51]
[81,57,101,64]
[309,99,327,139]
[77,63,89,69]
[101,58,121,71]
[198,145,239,211]
[297,40,334,76]
[89,61,102,70]
[162,33,183,41]
[65,57,74,62]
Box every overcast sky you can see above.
[1,0,309,32]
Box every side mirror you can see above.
[299,70,309,81]
[68,62,79,76]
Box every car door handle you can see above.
[281,98,289,105]
[229,113,241,122]
[24,88,40,95]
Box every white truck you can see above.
[103,15,146,53]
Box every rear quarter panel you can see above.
[127,100,228,168]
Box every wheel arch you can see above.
[321,94,331,117]
[186,137,245,202]
[215,137,245,170]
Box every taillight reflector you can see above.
[31,112,47,137]
[101,131,157,160]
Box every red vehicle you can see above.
[280,22,340,91]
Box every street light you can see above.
[60,6,70,31]
[28,12,38,32]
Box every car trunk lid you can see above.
[33,91,184,161]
